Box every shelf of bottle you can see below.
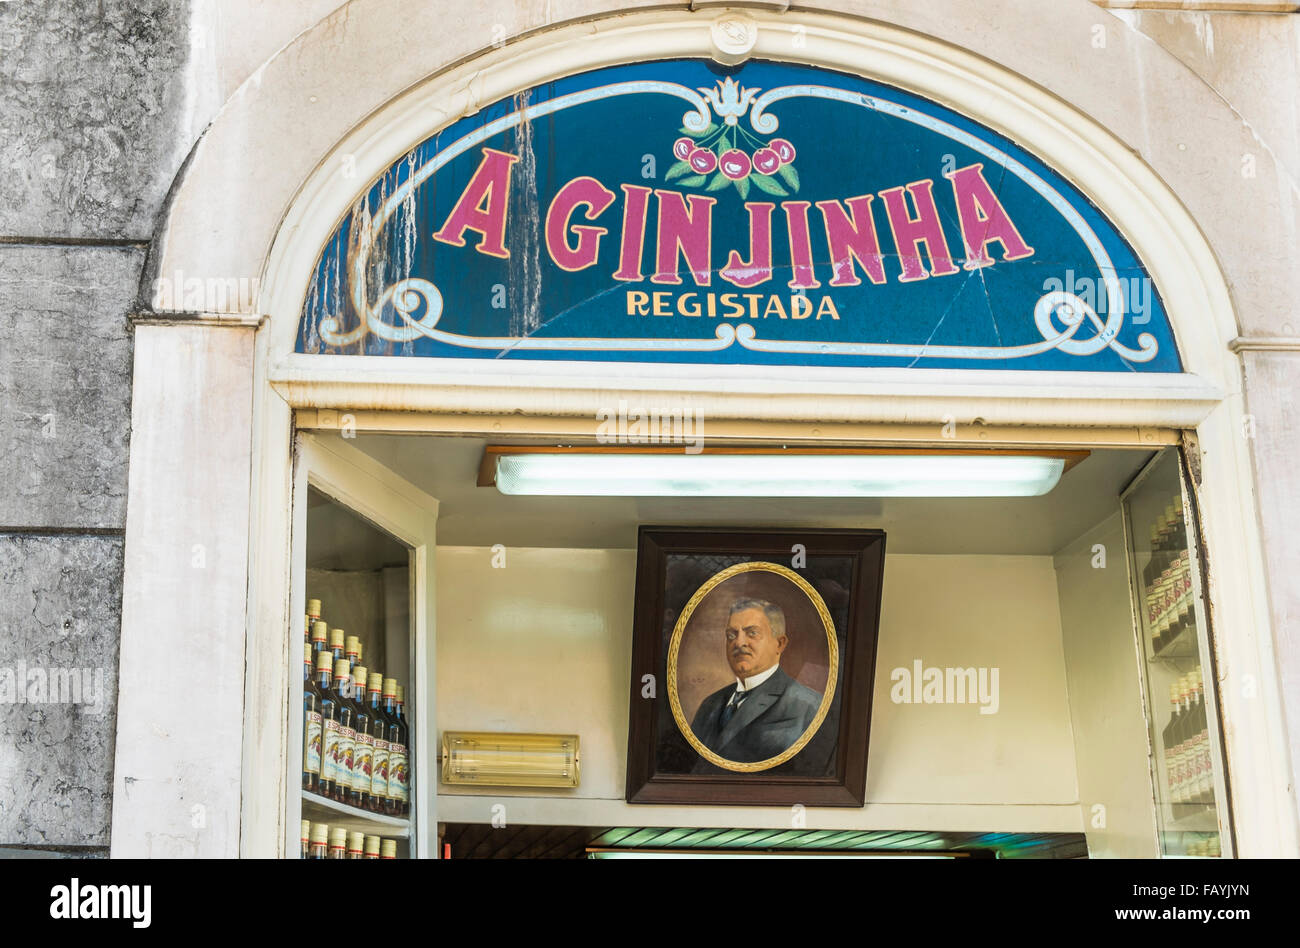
[1149,611,1199,661]
[1161,802,1219,832]
[301,791,411,838]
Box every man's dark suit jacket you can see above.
[689,666,821,763]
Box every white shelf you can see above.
[301,790,411,838]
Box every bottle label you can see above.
[390,743,409,803]
[353,733,374,790]
[338,727,355,791]
[303,710,322,775]
[322,719,341,783]
[371,739,390,799]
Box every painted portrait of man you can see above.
[688,597,822,764]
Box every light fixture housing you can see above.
[440,731,580,789]
[479,446,1086,498]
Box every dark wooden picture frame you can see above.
[626,527,885,806]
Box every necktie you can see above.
[719,688,749,727]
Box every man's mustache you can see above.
[731,647,753,658]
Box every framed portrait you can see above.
[625,527,885,806]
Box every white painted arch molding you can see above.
[145,0,1299,394]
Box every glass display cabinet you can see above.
[287,434,438,858]
[1121,448,1232,857]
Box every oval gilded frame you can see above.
[667,561,840,773]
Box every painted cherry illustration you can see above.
[752,147,781,176]
[688,148,718,174]
[719,148,752,180]
[673,137,695,160]
[770,138,796,164]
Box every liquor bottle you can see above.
[329,628,346,665]
[1153,570,1171,653]
[364,835,380,859]
[1174,675,1192,804]
[1167,498,1186,548]
[349,664,373,811]
[395,684,411,818]
[1184,671,1199,804]
[1175,552,1192,644]
[345,635,361,669]
[383,678,408,817]
[347,831,365,860]
[309,822,330,859]
[380,839,398,860]
[1190,669,1211,805]
[1178,553,1195,639]
[328,826,348,859]
[1142,521,1161,589]
[331,659,357,804]
[301,820,311,860]
[305,598,322,642]
[1161,681,1181,800]
[316,650,338,799]
[367,672,390,813]
[1146,584,1163,655]
[302,641,324,792]
[310,620,329,658]
[1161,570,1180,650]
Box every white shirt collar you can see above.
[736,663,780,693]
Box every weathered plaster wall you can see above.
[1101,5,1300,822]
[0,1,189,853]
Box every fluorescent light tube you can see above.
[493,453,1065,497]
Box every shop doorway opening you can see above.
[291,430,1231,858]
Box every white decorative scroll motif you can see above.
[313,77,1158,365]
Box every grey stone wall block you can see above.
[0,1,190,238]
[0,245,138,529]
[0,533,122,848]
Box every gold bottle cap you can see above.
[329,628,345,648]
[355,641,364,663]
[382,678,398,698]
[381,839,398,858]
[396,685,405,704]
[311,620,328,642]
[368,672,384,692]
[329,826,349,848]
[301,819,311,841]
[303,641,313,662]
[334,659,351,681]
[347,831,365,853]
[352,666,368,690]
[345,634,360,654]
[315,651,333,672]
[307,599,322,617]
[310,823,330,844]
[364,835,381,855]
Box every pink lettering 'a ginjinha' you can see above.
[431,147,519,258]
[545,176,616,271]
[879,180,960,282]
[782,201,820,289]
[653,189,716,286]
[946,163,1035,268]
[720,202,775,288]
[816,194,887,286]
[613,184,652,282]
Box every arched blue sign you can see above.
[297,59,1181,372]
